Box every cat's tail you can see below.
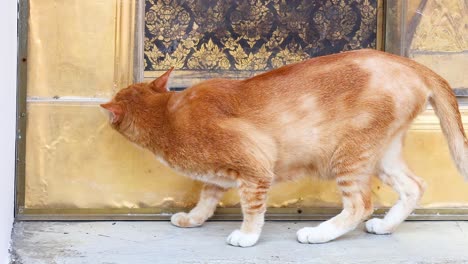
[429,77,468,180]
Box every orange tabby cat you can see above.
[102,49,468,247]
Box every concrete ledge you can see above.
[11,221,468,264]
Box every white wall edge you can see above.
[0,1,18,263]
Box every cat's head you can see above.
[100,68,173,137]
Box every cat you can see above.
[101,49,468,247]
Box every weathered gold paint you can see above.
[27,0,135,98]
[24,104,468,209]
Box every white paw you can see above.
[365,218,393,234]
[170,212,201,228]
[226,229,260,247]
[296,227,334,244]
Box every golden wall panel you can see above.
[25,104,197,209]
[27,0,117,98]
[404,130,468,207]
[24,104,468,210]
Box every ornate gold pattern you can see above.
[144,0,378,72]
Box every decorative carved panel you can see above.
[144,0,380,76]
[411,0,467,52]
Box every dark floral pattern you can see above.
[144,0,378,72]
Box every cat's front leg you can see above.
[226,178,271,247]
[171,184,227,228]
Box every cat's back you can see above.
[243,49,414,88]
[170,49,430,123]
[236,49,431,107]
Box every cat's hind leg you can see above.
[366,134,426,234]
[297,150,374,243]
[171,183,227,228]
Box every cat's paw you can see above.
[365,218,393,235]
[296,227,334,244]
[226,229,259,247]
[170,212,202,228]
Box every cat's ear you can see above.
[100,102,124,124]
[149,67,174,93]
